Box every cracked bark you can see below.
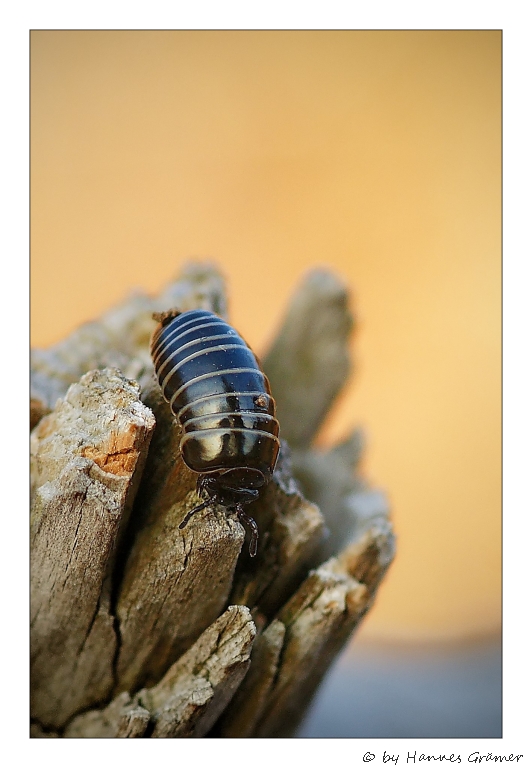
[31,262,395,737]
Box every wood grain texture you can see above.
[30,369,155,729]
[263,269,354,448]
[65,605,256,738]
[30,262,395,738]
[216,618,286,737]
[114,375,246,693]
[228,440,325,618]
[252,525,394,738]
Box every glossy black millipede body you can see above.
[150,308,280,556]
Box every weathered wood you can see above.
[145,605,255,737]
[30,261,395,738]
[114,376,245,693]
[291,428,391,563]
[251,524,394,738]
[63,692,147,738]
[30,723,58,738]
[216,528,394,739]
[262,268,354,448]
[216,619,286,737]
[116,705,152,738]
[30,369,156,729]
[229,441,325,618]
[65,605,256,738]
[115,499,245,694]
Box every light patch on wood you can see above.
[81,424,140,476]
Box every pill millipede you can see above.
[150,308,280,556]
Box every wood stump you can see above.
[30,262,395,737]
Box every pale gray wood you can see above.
[30,369,156,729]
[116,706,152,738]
[115,500,245,694]
[145,605,255,737]
[291,428,391,562]
[64,692,151,738]
[66,606,256,737]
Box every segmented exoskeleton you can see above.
[150,308,280,556]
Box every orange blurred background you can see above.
[30,30,501,642]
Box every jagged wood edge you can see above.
[31,261,396,738]
[113,364,247,693]
[31,262,228,425]
[64,606,256,738]
[228,440,326,619]
[30,369,156,730]
[218,523,395,738]
[215,619,286,737]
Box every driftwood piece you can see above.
[65,606,255,738]
[30,369,155,729]
[30,261,395,738]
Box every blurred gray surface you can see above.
[296,637,502,738]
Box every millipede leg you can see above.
[179,499,210,530]
[236,506,259,557]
